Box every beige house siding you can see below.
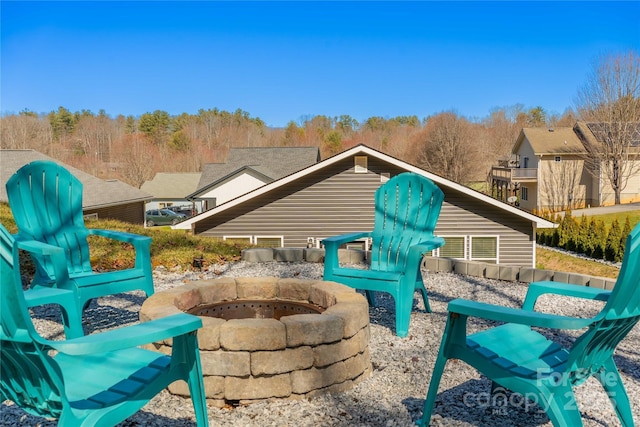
[196,154,536,266]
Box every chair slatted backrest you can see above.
[567,224,640,384]
[0,225,65,418]
[6,160,92,279]
[370,173,444,272]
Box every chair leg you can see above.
[365,290,376,307]
[597,359,634,427]
[416,281,431,313]
[541,386,583,427]
[186,335,209,427]
[417,352,449,426]
[395,286,415,337]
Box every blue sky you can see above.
[2,1,639,128]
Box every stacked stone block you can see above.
[140,277,372,407]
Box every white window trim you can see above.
[469,235,499,263]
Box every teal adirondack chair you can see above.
[6,160,154,337]
[418,223,640,427]
[0,224,209,427]
[323,172,445,337]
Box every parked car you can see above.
[145,209,187,226]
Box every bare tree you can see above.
[575,50,640,204]
[415,111,481,184]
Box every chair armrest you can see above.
[322,232,371,246]
[88,228,151,246]
[39,313,202,356]
[405,237,446,274]
[448,298,595,330]
[522,281,611,311]
[323,232,372,270]
[14,238,70,284]
[88,228,152,270]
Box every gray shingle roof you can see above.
[141,172,202,199]
[195,147,320,193]
[0,149,152,209]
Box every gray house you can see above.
[174,145,556,267]
[1,149,152,224]
[187,147,321,211]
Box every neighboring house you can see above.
[141,172,202,215]
[174,144,556,267]
[491,122,640,213]
[187,147,321,211]
[0,149,152,224]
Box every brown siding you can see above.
[84,202,146,224]
[196,154,535,266]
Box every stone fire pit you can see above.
[140,277,371,407]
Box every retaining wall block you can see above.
[499,265,520,281]
[323,303,369,338]
[588,276,617,290]
[277,278,312,301]
[281,313,345,347]
[242,248,274,262]
[484,264,500,280]
[568,273,591,286]
[534,269,554,282]
[290,362,348,394]
[518,267,536,283]
[553,271,570,284]
[313,327,369,367]
[343,348,372,381]
[274,248,304,262]
[200,349,250,377]
[224,373,292,400]
[236,276,279,299]
[197,316,226,350]
[304,248,325,263]
[251,346,314,376]
[337,249,365,264]
[219,318,286,351]
[197,277,238,303]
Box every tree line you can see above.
[0,104,574,189]
[2,50,637,196]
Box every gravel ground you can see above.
[2,261,639,427]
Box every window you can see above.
[438,236,465,259]
[223,235,284,247]
[521,186,528,201]
[470,236,498,263]
[354,156,368,173]
[522,156,529,168]
[554,156,562,162]
[254,236,284,248]
[223,236,252,245]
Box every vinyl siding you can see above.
[196,155,535,266]
[84,202,146,224]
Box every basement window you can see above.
[437,236,466,259]
[354,156,368,173]
[254,236,284,248]
[470,236,498,264]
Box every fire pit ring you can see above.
[140,276,371,406]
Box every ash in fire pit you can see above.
[140,276,371,407]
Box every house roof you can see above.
[0,149,152,209]
[141,172,202,199]
[194,147,321,195]
[174,144,556,230]
[514,127,587,155]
